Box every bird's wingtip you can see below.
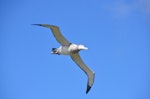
[86,85,91,94]
[32,24,58,28]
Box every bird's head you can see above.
[78,45,88,50]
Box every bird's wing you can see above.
[33,24,70,46]
[70,53,95,94]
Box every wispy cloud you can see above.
[107,0,150,19]
[137,0,150,15]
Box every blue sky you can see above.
[0,0,150,99]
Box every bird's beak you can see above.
[83,47,88,50]
[78,45,88,50]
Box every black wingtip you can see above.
[86,85,91,94]
[32,24,59,28]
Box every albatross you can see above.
[33,24,95,94]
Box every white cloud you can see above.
[108,0,150,19]
[137,0,150,15]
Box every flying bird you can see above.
[33,24,95,94]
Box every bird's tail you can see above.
[51,48,59,54]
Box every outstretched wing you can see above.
[71,53,95,94]
[33,24,70,45]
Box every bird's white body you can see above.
[58,45,70,55]
[53,43,88,55]
[33,24,94,94]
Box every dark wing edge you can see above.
[32,24,70,45]
[70,53,95,94]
